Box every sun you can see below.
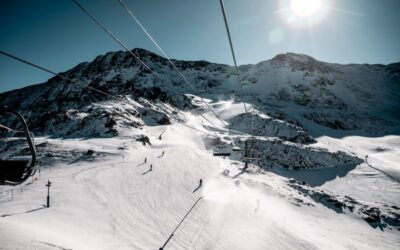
[290,0,322,18]
[278,0,330,27]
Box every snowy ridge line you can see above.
[0,50,222,138]
[74,0,220,128]
[117,0,168,64]
[72,0,163,83]
[0,50,150,125]
[0,50,128,108]
[117,0,227,126]
[76,0,224,127]
[0,50,116,100]
[160,196,204,249]
[117,0,201,98]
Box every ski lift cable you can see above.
[0,50,118,100]
[0,123,19,133]
[179,123,216,137]
[72,0,164,83]
[0,51,217,138]
[0,50,145,109]
[72,0,218,128]
[72,0,215,127]
[113,0,240,131]
[116,0,226,126]
[219,0,248,113]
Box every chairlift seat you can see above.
[0,107,36,185]
[0,160,29,183]
[213,152,231,156]
[213,146,231,156]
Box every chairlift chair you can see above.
[232,146,241,152]
[0,106,37,185]
[213,145,231,156]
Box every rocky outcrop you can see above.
[229,113,315,144]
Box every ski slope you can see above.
[1,101,400,250]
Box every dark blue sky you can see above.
[1,0,400,93]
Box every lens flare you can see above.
[278,0,331,28]
[290,0,322,18]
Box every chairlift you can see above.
[213,145,231,156]
[232,146,241,152]
[0,106,37,185]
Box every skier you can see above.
[161,150,164,157]
[199,178,203,187]
[150,164,153,171]
[145,157,147,163]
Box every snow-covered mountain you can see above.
[1,49,400,249]
[1,48,399,138]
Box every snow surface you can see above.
[1,101,399,250]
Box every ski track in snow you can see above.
[1,101,400,250]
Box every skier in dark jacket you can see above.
[199,178,203,187]
[150,164,153,171]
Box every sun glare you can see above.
[278,0,331,27]
[290,0,322,18]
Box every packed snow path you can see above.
[1,102,400,249]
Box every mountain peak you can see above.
[272,52,318,64]
[130,48,160,57]
[269,52,332,73]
